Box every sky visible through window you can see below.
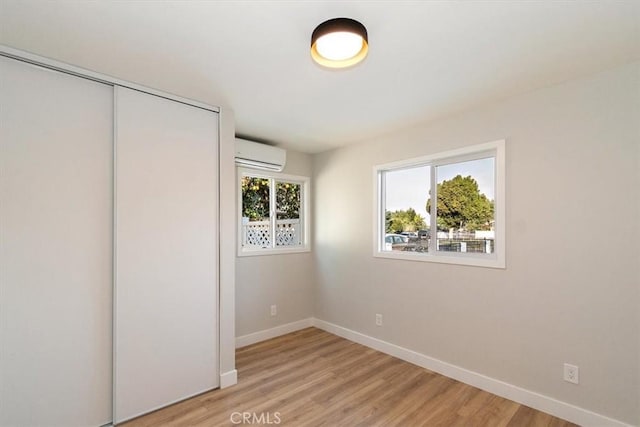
[385,157,494,227]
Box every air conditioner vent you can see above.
[235,138,286,172]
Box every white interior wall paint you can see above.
[313,62,640,425]
[219,108,238,386]
[235,150,315,337]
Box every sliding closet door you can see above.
[114,87,219,423]
[0,57,113,426]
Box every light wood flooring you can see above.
[122,327,577,426]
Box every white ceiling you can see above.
[1,1,638,153]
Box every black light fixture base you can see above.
[311,17,368,68]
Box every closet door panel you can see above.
[114,87,219,423]
[0,57,113,426]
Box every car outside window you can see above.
[374,140,505,268]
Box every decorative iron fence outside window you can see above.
[399,237,494,253]
[435,238,494,253]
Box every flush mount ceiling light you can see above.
[311,18,368,68]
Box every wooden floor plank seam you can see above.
[122,327,577,427]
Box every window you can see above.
[374,140,505,268]
[238,169,310,255]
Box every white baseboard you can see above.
[312,318,631,427]
[220,369,237,388]
[233,317,631,426]
[235,318,314,348]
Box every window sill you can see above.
[238,246,311,257]
[373,250,505,269]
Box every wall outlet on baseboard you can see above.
[563,363,579,384]
[270,305,277,316]
[375,313,383,326]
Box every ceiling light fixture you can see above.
[311,18,368,69]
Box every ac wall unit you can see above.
[235,138,286,172]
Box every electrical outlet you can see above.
[270,305,277,316]
[375,313,383,326]
[563,363,579,384]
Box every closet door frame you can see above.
[0,47,218,112]
[0,45,234,425]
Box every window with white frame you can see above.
[238,169,310,255]
[374,140,505,268]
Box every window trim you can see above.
[373,139,505,269]
[237,168,311,257]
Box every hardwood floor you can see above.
[122,327,577,427]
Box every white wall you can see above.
[313,63,640,425]
[235,150,315,337]
[219,108,237,385]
